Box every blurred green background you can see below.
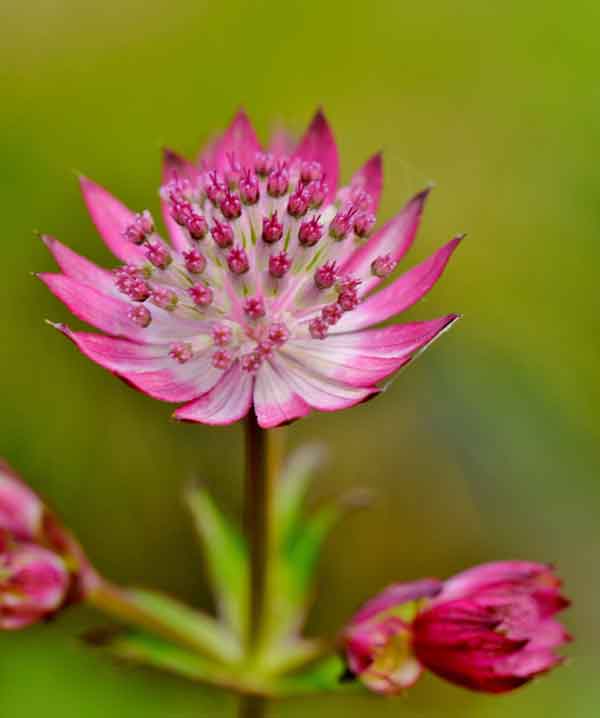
[1,0,598,715]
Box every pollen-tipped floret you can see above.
[40,109,462,427]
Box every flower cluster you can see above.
[39,110,461,428]
[344,561,571,694]
[0,461,91,629]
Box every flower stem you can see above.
[241,413,282,716]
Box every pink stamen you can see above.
[145,241,172,270]
[151,287,178,311]
[322,303,343,326]
[211,219,234,249]
[307,178,328,208]
[239,169,260,205]
[169,342,193,364]
[287,186,310,218]
[254,152,275,177]
[183,248,207,274]
[267,163,289,197]
[258,339,273,358]
[330,205,358,240]
[205,171,227,206]
[269,251,292,278]
[184,210,208,240]
[123,210,154,245]
[338,288,359,312]
[224,154,243,189]
[354,212,376,238]
[127,305,152,327]
[309,317,328,340]
[262,212,284,244]
[227,246,250,275]
[188,282,214,307]
[299,216,323,247]
[300,160,323,183]
[243,296,266,320]
[220,191,242,220]
[267,322,289,345]
[241,350,262,373]
[114,265,151,301]
[212,349,233,370]
[212,323,232,347]
[371,254,397,278]
[314,260,338,289]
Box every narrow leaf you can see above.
[127,588,241,662]
[185,485,248,639]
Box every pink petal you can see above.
[289,316,460,386]
[173,362,254,425]
[350,153,383,212]
[210,110,261,173]
[161,148,201,253]
[341,188,431,296]
[271,353,378,412]
[54,327,221,402]
[40,274,206,342]
[352,579,443,625]
[331,236,463,333]
[292,109,339,202]
[253,360,311,428]
[42,236,116,295]
[437,561,558,604]
[79,176,147,264]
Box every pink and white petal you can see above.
[211,110,261,173]
[331,236,463,333]
[272,353,379,412]
[288,316,459,386]
[161,148,202,253]
[173,361,254,425]
[79,176,147,264]
[55,327,170,372]
[55,328,222,402]
[40,274,207,342]
[341,188,431,296]
[321,316,460,358]
[121,357,222,403]
[42,236,116,295]
[350,153,383,212]
[292,110,339,202]
[253,360,311,428]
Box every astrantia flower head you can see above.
[344,562,571,695]
[39,110,462,428]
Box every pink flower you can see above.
[0,460,97,629]
[39,110,462,428]
[344,562,571,695]
[0,538,69,630]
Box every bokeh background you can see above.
[1,0,598,715]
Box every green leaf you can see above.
[102,630,234,686]
[275,444,327,546]
[185,485,248,640]
[126,588,241,663]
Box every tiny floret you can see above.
[169,342,193,364]
[188,282,214,307]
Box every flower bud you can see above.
[0,541,70,630]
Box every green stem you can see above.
[240,413,281,715]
